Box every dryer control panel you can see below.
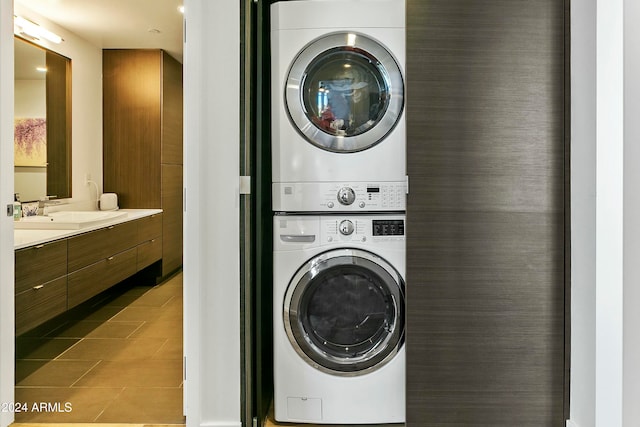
[273,181,406,212]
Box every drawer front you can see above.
[15,240,67,294]
[104,247,137,289]
[68,247,138,310]
[104,220,139,256]
[15,276,67,335]
[67,228,109,271]
[68,220,139,271]
[137,213,162,243]
[137,236,163,271]
[67,260,106,308]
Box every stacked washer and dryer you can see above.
[271,0,407,424]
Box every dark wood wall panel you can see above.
[103,49,184,279]
[406,0,566,425]
[161,52,184,165]
[161,163,183,276]
[46,50,71,198]
[103,49,162,208]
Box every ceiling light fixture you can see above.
[178,5,185,14]
[14,15,63,44]
[36,67,48,72]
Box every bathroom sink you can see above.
[14,211,128,230]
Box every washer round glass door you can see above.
[285,32,404,153]
[283,248,405,376]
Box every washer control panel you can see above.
[274,215,406,251]
[321,216,405,244]
[273,181,406,212]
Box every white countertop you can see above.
[14,209,163,250]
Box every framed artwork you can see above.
[14,117,46,167]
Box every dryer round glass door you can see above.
[285,32,404,153]
[283,248,405,376]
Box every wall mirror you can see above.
[14,36,71,201]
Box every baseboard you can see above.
[566,420,579,427]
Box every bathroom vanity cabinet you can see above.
[102,49,183,278]
[14,212,163,335]
[15,240,68,335]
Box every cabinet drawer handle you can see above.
[35,244,45,249]
[33,285,44,290]
[151,239,156,243]
[107,256,115,261]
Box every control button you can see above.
[337,187,356,205]
[359,201,366,208]
[362,236,367,242]
[327,202,334,208]
[339,220,355,236]
[327,236,333,242]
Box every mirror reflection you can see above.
[14,36,71,201]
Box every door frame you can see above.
[0,1,15,426]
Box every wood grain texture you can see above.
[15,240,67,294]
[15,275,67,335]
[137,236,163,271]
[67,220,138,272]
[67,247,137,308]
[161,52,183,165]
[406,0,566,425]
[16,217,161,328]
[103,49,183,278]
[103,49,162,208]
[161,163,183,276]
[45,50,71,199]
[67,259,106,308]
[137,212,163,243]
[103,247,138,289]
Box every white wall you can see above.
[594,0,624,424]
[0,0,14,426]
[14,2,103,203]
[623,0,640,424]
[183,0,241,426]
[14,80,45,117]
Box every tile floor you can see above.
[14,271,185,424]
[13,425,184,427]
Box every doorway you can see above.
[10,1,185,424]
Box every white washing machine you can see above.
[271,0,406,193]
[273,214,405,424]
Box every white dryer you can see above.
[271,0,406,196]
[273,214,405,424]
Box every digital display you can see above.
[367,186,380,193]
[372,220,404,236]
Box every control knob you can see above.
[339,220,355,236]
[337,187,356,205]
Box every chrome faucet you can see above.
[37,196,61,215]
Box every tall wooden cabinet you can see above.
[406,1,568,425]
[103,49,183,277]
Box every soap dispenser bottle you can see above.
[13,193,21,221]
